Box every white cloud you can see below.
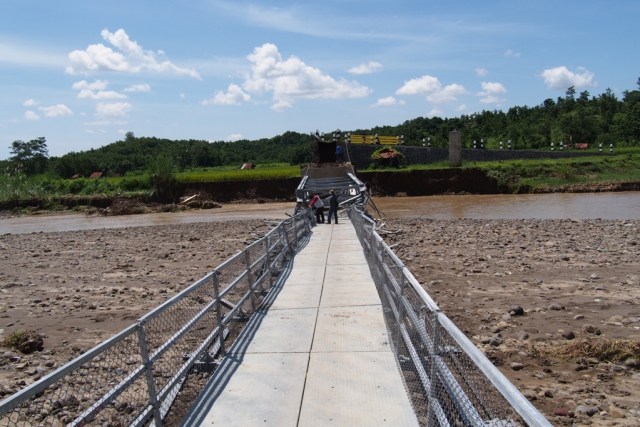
[78,89,127,100]
[24,110,40,120]
[475,67,488,77]
[505,49,521,58]
[477,81,507,104]
[72,80,108,91]
[372,96,404,107]
[428,108,443,117]
[202,84,251,106]
[73,79,126,99]
[96,102,131,118]
[227,133,243,142]
[427,83,466,104]
[124,83,151,93]
[66,28,201,79]
[348,61,382,75]
[540,66,597,90]
[206,43,370,110]
[396,75,441,95]
[23,99,39,107]
[397,75,466,105]
[39,104,73,117]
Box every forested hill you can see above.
[7,84,640,178]
[52,131,316,178]
[364,86,640,151]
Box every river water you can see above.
[373,192,640,220]
[1,192,638,235]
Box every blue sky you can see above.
[1,0,639,159]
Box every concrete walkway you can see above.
[193,216,419,426]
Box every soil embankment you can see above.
[2,169,639,213]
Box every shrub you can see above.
[148,156,178,203]
[2,329,44,354]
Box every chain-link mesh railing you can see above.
[348,205,551,427]
[0,209,314,427]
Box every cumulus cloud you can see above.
[475,67,488,77]
[477,81,507,104]
[396,75,467,105]
[66,28,201,79]
[541,66,597,90]
[372,96,404,107]
[39,104,73,117]
[124,83,151,93]
[73,80,108,91]
[396,75,441,95]
[24,110,40,120]
[427,108,443,117]
[348,61,382,75]
[227,133,244,142]
[73,79,126,100]
[202,84,251,106]
[96,102,131,118]
[204,43,371,110]
[427,83,466,104]
[23,99,39,107]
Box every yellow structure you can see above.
[349,134,403,145]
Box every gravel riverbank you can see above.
[1,216,639,425]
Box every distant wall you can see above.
[347,144,600,169]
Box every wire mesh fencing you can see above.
[0,209,314,427]
[347,205,551,427]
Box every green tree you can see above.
[147,155,178,203]
[9,137,49,175]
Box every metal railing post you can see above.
[212,270,225,356]
[244,249,257,313]
[265,234,273,287]
[395,275,406,352]
[425,309,439,425]
[293,215,300,250]
[280,223,291,259]
[137,323,163,426]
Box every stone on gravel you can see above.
[508,305,524,316]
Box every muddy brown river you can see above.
[1,192,639,235]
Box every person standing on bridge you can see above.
[327,190,339,224]
[336,143,343,162]
[309,193,325,223]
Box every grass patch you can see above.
[560,339,640,363]
[2,329,44,354]
[176,164,300,183]
[474,153,640,192]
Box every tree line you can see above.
[5,80,640,178]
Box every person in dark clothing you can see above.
[336,144,343,162]
[327,190,339,224]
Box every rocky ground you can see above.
[0,220,272,395]
[384,218,640,426]
[1,213,639,425]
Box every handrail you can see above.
[0,209,315,427]
[347,204,551,426]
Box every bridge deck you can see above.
[188,215,418,426]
